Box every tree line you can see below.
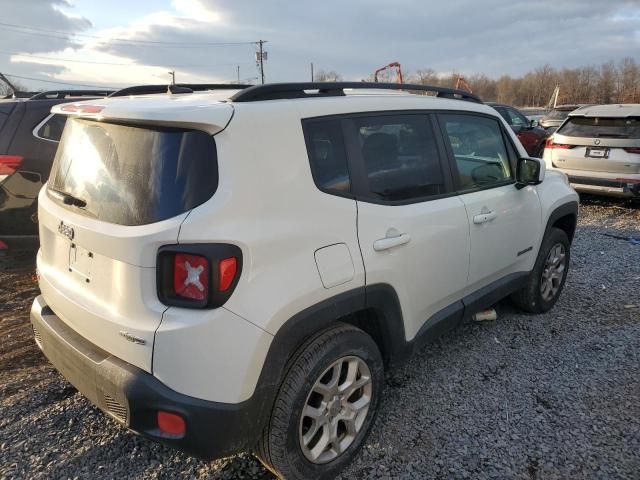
[316,57,640,107]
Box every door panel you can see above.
[357,198,470,340]
[459,185,541,291]
[438,112,542,292]
[346,112,470,341]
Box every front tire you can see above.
[255,323,383,480]
[512,227,570,313]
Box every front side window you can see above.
[441,114,513,190]
[351,114,446,201]
[303,119,350,194]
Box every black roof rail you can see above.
[230,82,482,103]
[29,89,114,100]
[109,83,252,97]
[1,91,37,99]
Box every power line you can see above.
[3,73,116,89]
[0,50,254,68]
[0,22,257,48]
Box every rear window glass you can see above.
[352,114,446,201]
[303,119,351,194]
[48,118,218,226]
[546,109,571,120]
[36,114,67,142]
[558,116,640,139]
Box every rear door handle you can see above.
[473,210,497,224]
[373,233,411,251]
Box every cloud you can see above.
[0,0,639,89]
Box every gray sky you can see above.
[0,0,639,90]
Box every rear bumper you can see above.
[30,295,258,460]
[567,175,640,198]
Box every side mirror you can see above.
[529,119,539,128]
[516,157,542,189]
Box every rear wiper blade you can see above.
[49,188,87,208]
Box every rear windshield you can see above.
[558,116,640,139]
[48,118,218,226]
[546,109,571,120]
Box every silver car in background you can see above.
[540,105,582,131]
[543,104,640,198]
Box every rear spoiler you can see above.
[51,99,235,135]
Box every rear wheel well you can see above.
[551,213,577,243]
[340,309,390,365]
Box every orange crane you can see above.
[455,75,473,93]
[374,62,404,84]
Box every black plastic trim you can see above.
[109,84,251,97]
[31,300,255,459]
[543,201,579,243]
[231,82,482,103]
[29,90,113,100]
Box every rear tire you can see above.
[255,323,383,480]
[511,227,570,313]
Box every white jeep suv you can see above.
[31,82,578,480]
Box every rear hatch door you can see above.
[552,115,640,174]
[38,97,232,372]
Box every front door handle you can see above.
[473,210,497,224]
[373,233,411,251]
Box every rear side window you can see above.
[351,114,446,201]
[558,116,640,139]
[49,118,218,226]
[441,114,512,190]
[303,119,350,194]
[36,114,67,142]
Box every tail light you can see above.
[157,244,242,309]
[623,147,640,155]
[0,155,24,180]
[545,138,574,150]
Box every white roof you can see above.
[51,87,498,131]
[569,104,640,118]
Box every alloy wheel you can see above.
[540,242,566,301]
[299,355,372,464]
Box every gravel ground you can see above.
[1,195,639,480]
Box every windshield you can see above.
[557,116,640,139]
[48,118,218,226]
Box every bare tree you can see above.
[0,77,26,97]
[314,70,342,82]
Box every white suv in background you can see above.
[544,103,640,198]
[31,82,578,480]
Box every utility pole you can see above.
[310,62,314,82]
[168,70,176,85]
[236,65,240,84]
[256,40,268,84]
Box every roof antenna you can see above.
[167,70,192,94]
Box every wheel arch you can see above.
[247,284,406,436]
[544,201,578,243]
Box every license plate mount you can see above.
[69,243,93,282]
[585,147,609,159]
